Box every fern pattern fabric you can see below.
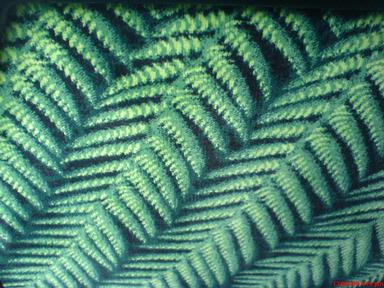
[0,2,384,288]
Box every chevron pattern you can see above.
[0,3,383,287]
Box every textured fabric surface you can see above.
[0,3,384,287]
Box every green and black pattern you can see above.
[0,3,384,287]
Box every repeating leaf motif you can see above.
[0,3,383,288]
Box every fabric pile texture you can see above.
[0,3,383,287]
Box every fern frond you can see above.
[98,83,167,109]
[344,258,384,283]
[105,59,185,95]
[205,44,255,118]
[344,13,384,34]
[183,66,249,143]
[155,109,205,177]
[0,196,25,234]
[38,8,113,82]
[288,55,365,89]
[367,55,384,96]
[114,180,158,239]
[0,180,29,221]
[328,105,369,178]
[0,137,49,194]
[84,101,163,129]
[122,163,174,226]
[106,3,148,37]
[63,4,131,65]
[223,22,272,101]
[72,122,147,149]
[102,191,148,243]
[0,203,125,287]
[322,30,384,60]
[132,36,202,60]
[288,149,333,207]
[2,6,384,288]
[3,93,61,157]
[347,81,384,158]
[253,184,296,236]
[10,71,72,140]
[272,163,313,224]
[197,175,263,197]
[324,12,384,37]
[63,160,132,180]
[0,116,61,173]
[16,52,81,125]
[100,194,272,287]
[155,10,229,37]
[278,9,319,60]
[145,4,185,20]
[146,124,191,198]
[260,100,333,124]
[63,141,141,164]
[230,175,384,287]
[27,29,97,105]
[0,161,44,245]
[134,148,179,210]
[272,78,350,109]
[146,4,215,21]
[224,142,294,163]
[306,126,350,194]
[205,158,279,180]
[251,121,307,142]
[170,91,229,155]
[242,8,307,74]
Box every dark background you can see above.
[1,0,384,36]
